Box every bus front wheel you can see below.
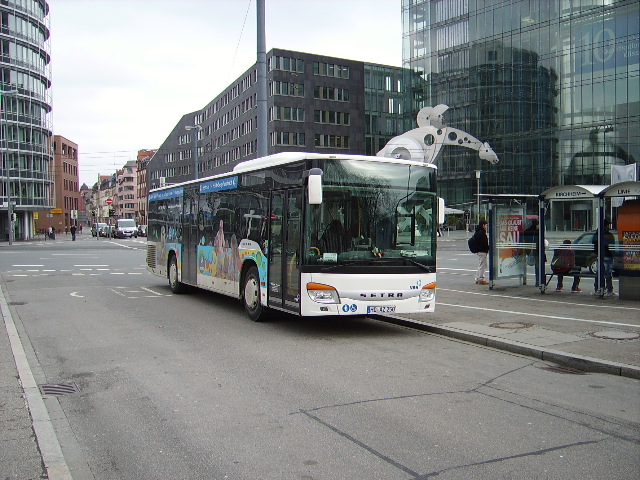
[168,254,185,294]
[243,266,266,321]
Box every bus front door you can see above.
[182,189,199,285]
[268,189,302,313]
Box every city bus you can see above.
[147,152,438,321]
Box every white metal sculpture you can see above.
[377,105,499,165]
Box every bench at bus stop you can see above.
[541,268,596,292]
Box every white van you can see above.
[113,218,138,238]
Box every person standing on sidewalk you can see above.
[474,219,490,285]
[592,218,616,296]
[70,224,77,241]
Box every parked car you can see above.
[137,224,147,237]
[112,218,138,238]
[571,230,622,273]
[91,222,108,237]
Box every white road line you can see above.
[141,287,165,296]
[440,288,640,311]
[438,302,639,328]
[13,264,44,267]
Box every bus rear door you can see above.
[268,189,302,313]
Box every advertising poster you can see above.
[621,231,640,271]
[494,206,526,279]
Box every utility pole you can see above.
[256,0,267,157]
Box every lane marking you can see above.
[438,303,639,328]
[70,292,84,298]
[13,264,44,267]
[440,288,640,312]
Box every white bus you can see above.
[147,152,438,321]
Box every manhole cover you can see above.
[39,383,79,396]
[489,322,534,329]
[589,330,640,340]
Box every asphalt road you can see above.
[1,236,639,479]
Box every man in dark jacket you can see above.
[474,219,490,285]
[592,219,616,296]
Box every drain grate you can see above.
[489,321,534,329]
[9,301,26,305]
[539,366,587,375]
[39,383,79,396]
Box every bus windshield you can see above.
[304,159,437,269]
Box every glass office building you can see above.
[0,0,53,240]
[402,0,639,217]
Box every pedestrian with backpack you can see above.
[469,219,490,285]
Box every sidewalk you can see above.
[419,229,640,379]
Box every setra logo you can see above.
[360,292,403,298]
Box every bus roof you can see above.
[150,152,436,192]
[233,152,436,173]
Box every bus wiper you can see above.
[319,261,360,271]
[401,258,434,272]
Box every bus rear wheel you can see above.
[168,254,185,294]
[243,266,266,321]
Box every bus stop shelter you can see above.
[538,182,640,299]
[486,194,538,289]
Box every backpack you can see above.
[550,250,573,274]
[468,235,479,253]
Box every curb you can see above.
[379,315,640,380]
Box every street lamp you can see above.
[185,125,203,180]
[1,89,19,245]
[475,170,481,225]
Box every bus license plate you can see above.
[367,306,396,314]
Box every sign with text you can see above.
[493,206,526,279]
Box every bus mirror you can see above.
[308,168,323,204]
[438,197,445,225]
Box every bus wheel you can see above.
[168,254,185,294]
[243,266,265,321]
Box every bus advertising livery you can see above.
[147,152,438,321]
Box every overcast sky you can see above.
[48,0,403,187]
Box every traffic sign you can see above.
[106,198,113,205]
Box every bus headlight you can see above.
[307,283,340,304]
[419,282,436,302]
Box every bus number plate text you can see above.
[367,306,396,314]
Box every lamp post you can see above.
[185,125,203,180]
[475,170,481,226]
[1,89,18,245]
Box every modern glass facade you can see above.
[402,0,639,215]
[0,0,53,240]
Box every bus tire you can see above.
[168,254,185,294]
[243,265,266,321]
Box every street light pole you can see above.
[475,170,481,225]
[1,89,18,245]
[185,125,202,180]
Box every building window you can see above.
[270,132,306,146]
[314,134,350,149]
[270,81,305,97]
[313,62,350,79]
[313,86,349,101]
[268,56,304,73]
[314,110,350,125]
[270,106,305,122]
